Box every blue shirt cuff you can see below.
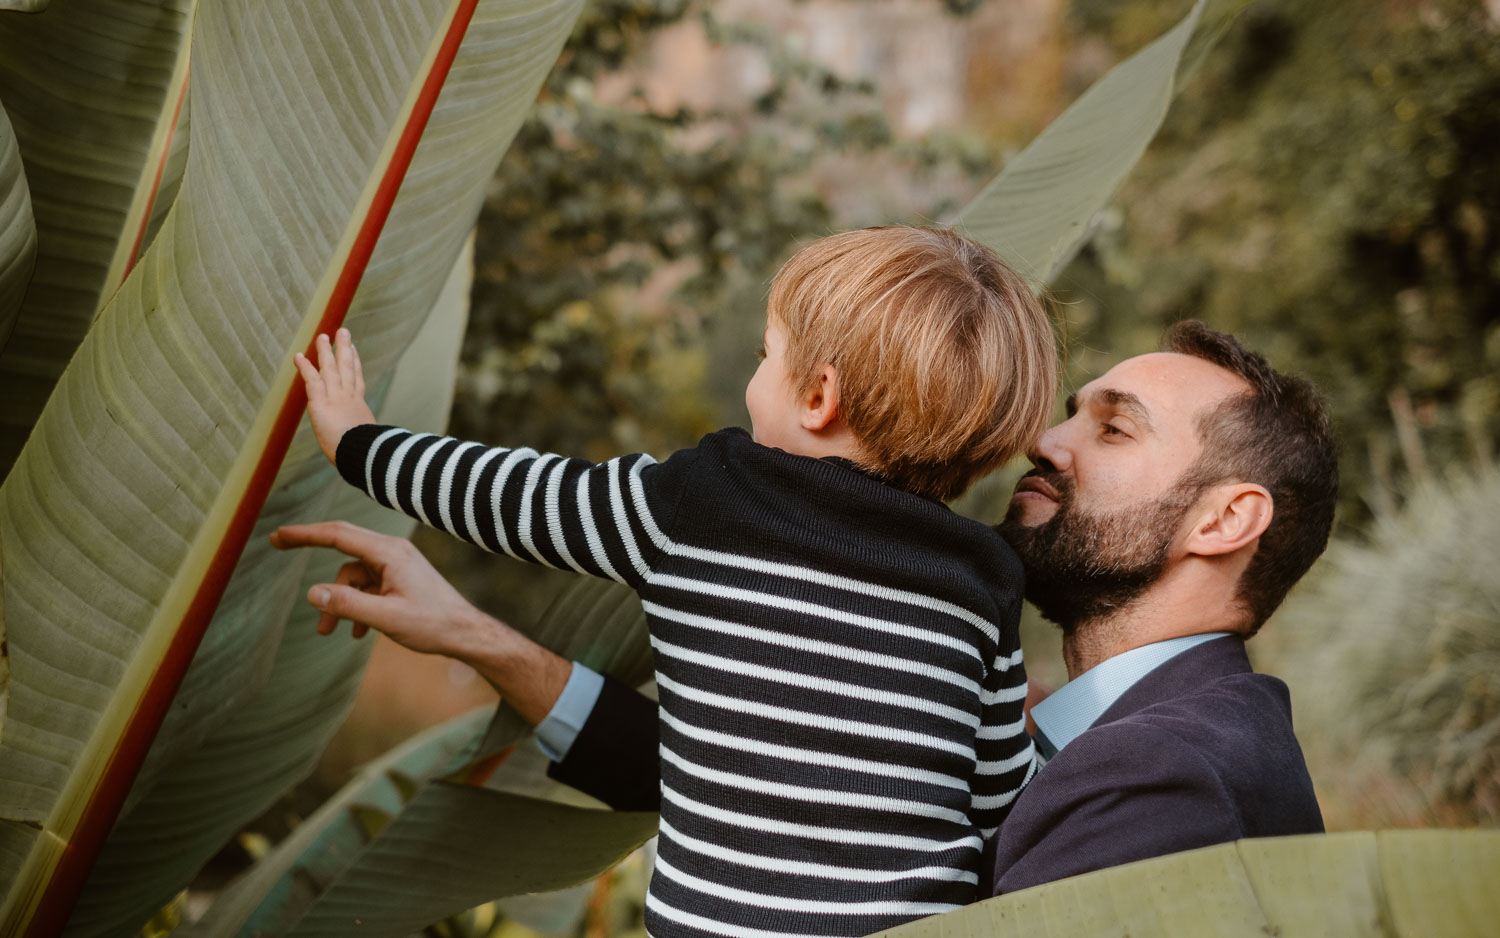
[534,663,605,761]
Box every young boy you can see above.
[297,226,1056,938]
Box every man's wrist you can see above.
[452,605,573,726]
[447,602,509,665]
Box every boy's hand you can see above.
[295,328,375,464]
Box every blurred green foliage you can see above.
[1056,0,1500,524]
[1261,461,1500,830]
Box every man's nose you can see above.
[1028,424,1071,473]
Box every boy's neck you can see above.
[768,424,866,465]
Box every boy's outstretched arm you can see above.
[295,329,697,591]
[295,328,376,463]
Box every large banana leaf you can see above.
[0,0,195,471]
[192,576,659,936]
[284,786,655,938]
[950,0,1231,283]
[61,239,475,938]
[186,708,497,938]
[873,830,1500,938]
[0,1,583,934]
[139,83,192,267]
[0,98,33,351]
[187,708,657,938]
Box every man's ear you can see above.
[1184,483,1273,557]
[800,364,841,432]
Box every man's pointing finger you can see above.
[271,521,395,566]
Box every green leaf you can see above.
[0,99,33,352]
[874,830,1500,938]
[0,2,48,12]
[189,574,658,937]
[188,710,656,938]
[0,0,195,474]
[495,882,595,936]
[238,578,658,936]
[0,1,583,932]
[284,784,655,938]
[184,708,496,938]
[1376,829,1500,935]
[949,0,1234,284]
[61,238,475,938]
[138,83,191,264]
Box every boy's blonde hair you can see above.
[768,226,1057,502]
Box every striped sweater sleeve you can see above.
[971,645,1039,838]
[334,424,690,589]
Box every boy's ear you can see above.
[800,365,841,432]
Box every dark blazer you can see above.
[548,635,1324,893]
[987,634,1323,893]
[548,675,662,812]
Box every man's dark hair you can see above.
[1165,320,1340,633]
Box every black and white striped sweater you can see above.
[335,425,1037,938]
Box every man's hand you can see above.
[270,520,574,725]
[271,520,477,655]
[295,328,376,465]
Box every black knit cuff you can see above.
[334,424,394,491]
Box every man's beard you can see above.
[996,472,1203,631]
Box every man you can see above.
[982,319,1334,890]
[274,319,1337,896]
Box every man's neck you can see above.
[1061,615,1149,680]
[1058,583,1247,680]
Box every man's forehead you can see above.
[1077,352,1250,423]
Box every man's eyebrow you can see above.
[1073,387,1155,432]
[1098,388,1154,432]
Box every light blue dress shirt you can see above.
[537,632,1233,762]
[1029,632,1231,759]
[534,663,605,760]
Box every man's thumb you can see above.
[309,583,384,624]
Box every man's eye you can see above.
[1101,423,1126,438]
[755,344,766,362]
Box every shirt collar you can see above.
[1031,632,1232,757]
